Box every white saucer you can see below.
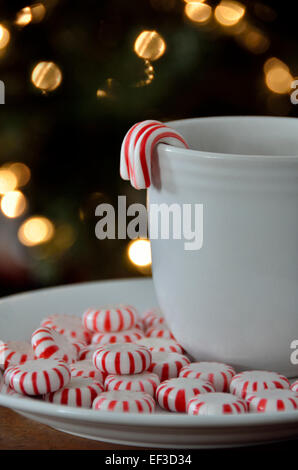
[0,278,298,448]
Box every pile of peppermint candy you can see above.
[0,305,298,415]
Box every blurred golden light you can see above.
[96,89,107,98]
[1,191,27,218]
[0,169,17,194]
[214,1,245,27]
[31,61,62,92]
[8,162,31,187]
[134,31,166,61]
[0,25,10,49]
[264,58,293,94]
[18,216,54,247]
[185,2,212,23]
[238,28,270,54]
[15,7,32,26]
[128,239,152,267]
[31,3,46,22]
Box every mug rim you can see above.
[164,116,298,162]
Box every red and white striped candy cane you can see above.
[120,120,189,189]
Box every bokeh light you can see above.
[0,25,10,50]
[128,239,152,267]
[8,162,31,187]
[15,7,33,26]
[1,191,27,218]
[18,216,55,247]
[31,61,62,92]
[214,1,245,27]
[134,31,166,61]
[264,58,293,94]
[0,169,17,194]
[96,89,108,98]
[30,3,46,22]
[237,27,270,54]
[185,2,212,24]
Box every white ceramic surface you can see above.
[148,116,298,376]
[1,278,298,448]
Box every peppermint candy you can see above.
[4,359,71,395]
[136,338,184,354]
[141,309,165,330]
[156,378,215,412]
[291,380,298,392]
[93,343,152,375]
[91,329,143,345]
[32,327,80,363]
[146,326,175,340]
[147,351,190,382]
[70,360,105,384]
[78,344,100,361]
[0,340,34,369]
[93,391,156,413]
[45,376,104,407]
[41,314,90,344]
[83,305,138,333]
[246,389,298,413]
[187,393,248,416]
[179,362,236,392]
[230,371,290,398]
[120,120,189,189]
[105,371,160,396]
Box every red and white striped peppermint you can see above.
[105,371,160,396]
[230,371,290,399]
[91,329,144,345]
[78,344,100,361]
[136,338,184,354]
[147,352,190,382]
[146,326,175,340]
[291,380,298,392]
[32,327,79,363]
[45,376,104,407]
[4,359,71,396]
[156,378,215,412]
[0,340,35,370]
[93,343,151,375]
[141,309,165,330]
[83,305,138,333]
[93,391,155,413]
[70,360,105,384]
[120,120,189,189]
[41,314,91,344]
[246,389,298,413]
[187,393,248,416]
[179,362,236,392]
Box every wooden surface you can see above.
[0,406,145,450]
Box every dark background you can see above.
[0,0,297,297]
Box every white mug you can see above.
[148,116,298,376]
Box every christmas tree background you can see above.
[0,0,297,297]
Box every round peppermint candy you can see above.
[91,329,143,345]
[145,326,175,340]
[187,392,248,416]
[4,359,71,395]
[70,360,105,384]
[147,352,190,382]
[156,378,215,412]
[93,343,151,375]
[141,309,165,330]
[45,376,104,407]
[136,338,183,354]
[230,371,290,398]
[291,380,298,392]
[0,340,34,370]
[246,389,298,413]
[93,391,155,413]
[179,362,236,392]
[78,344,100,361]
[41,314,91,344]
[83,305,138,333]
[31,327,80,363]
[105,371,160,396]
